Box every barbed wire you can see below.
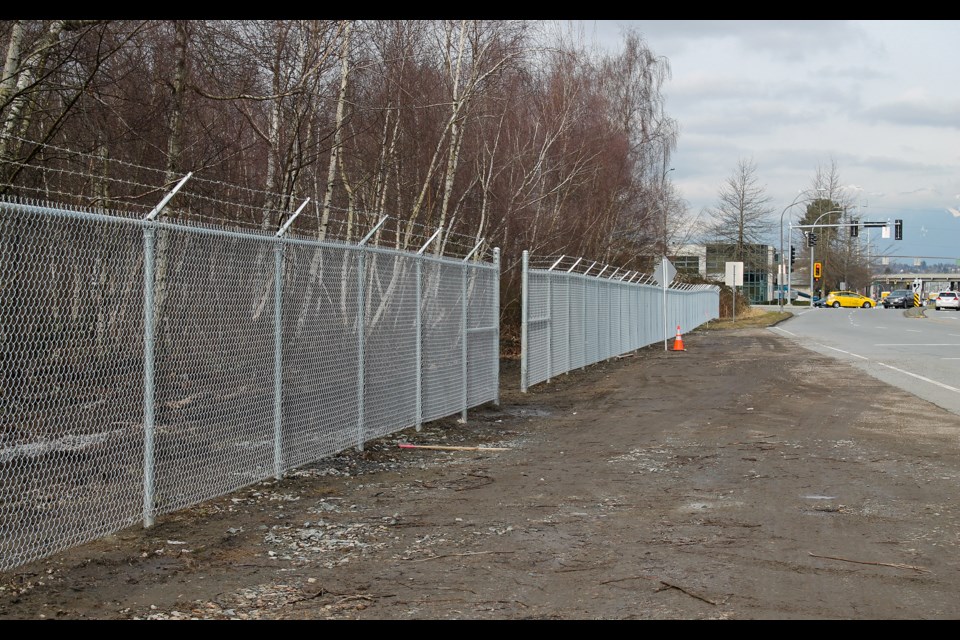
[1,133,169,181]
[527,253,719,290]
[0,161,280,232]
[1,134,495,261]
[0,183,153,218]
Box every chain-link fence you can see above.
[0,198,499,571]
[520,251,719,391]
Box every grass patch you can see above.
[700,308,792,331]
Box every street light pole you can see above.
[778,192,809,311]
[657,165,674,348]
[790,188,828,306]
[804,209,845,307]
[661,166,674,258]
[810,235,816,306]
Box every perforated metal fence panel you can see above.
[520,251,720,391]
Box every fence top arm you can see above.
[276,198,311,237]
[358,216,389,246]
[145,172,193,221]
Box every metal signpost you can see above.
[654,256,677,351]
[725,261,744,322]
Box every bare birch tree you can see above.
[0,20,139,191]
[0,19,685,345]
[706,157,775,272]
[801,157,868,293]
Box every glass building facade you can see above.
[704,243,775,304]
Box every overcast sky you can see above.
[585,20,960,266]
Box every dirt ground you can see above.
[3,322,960,620]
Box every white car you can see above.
[934,291,960,311]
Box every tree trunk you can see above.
[0,21,24,110]
[164,20,188,184]
[318,20,351,242]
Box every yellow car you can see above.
[824,290,876,308]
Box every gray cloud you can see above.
[860,101,960,129]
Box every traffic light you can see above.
[850,219,859,237]
[790,245,796,265]
[894,219,903,240]
[813,262,822,279]
[807,232,818,247]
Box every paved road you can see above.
[759,304,960,416]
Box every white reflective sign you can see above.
[653,257,676,287]
[725,261,744,287]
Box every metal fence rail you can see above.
[0,198,499,571]
[520,251,720,391]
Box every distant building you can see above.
[706,243,775,303]
[668,244,705,276]
[670,242,775,304]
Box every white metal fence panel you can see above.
[569,278,585,370]
[523,269,551,390]
[521,251,720,391]
[549,274,569,379]
[597,281,610,361]
[0,198,500,571]
[584,280,599,366]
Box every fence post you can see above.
[351,218,391,451]
[493,247,500,405]
[142,223,157,528]
[566,274,571,374]
[273,238,283,479]
[612,276,619,357]
[140,171,191,529]
[273,198,307,477]
[582,273,587,369]
[564,258,580,372]
[415,227,442,428]
[461,261,468,423]
[609,277,615,360]
[615,277,622,353]
[415,256,423,430]
[459,238,484,422]
[594,277,600,364]
[356,249,365,451]
[547,255,562,382]
[520,250,529,393]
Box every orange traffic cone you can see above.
[672,325,686,351]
